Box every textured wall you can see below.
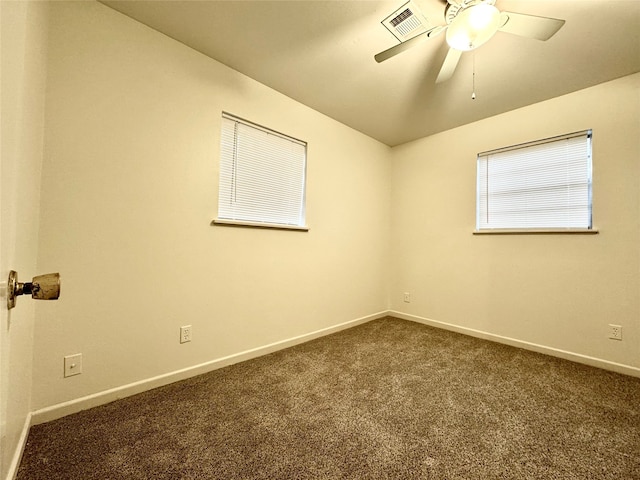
[33,1,391,411]
[390,73,640,371]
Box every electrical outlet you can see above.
[608,324,622,341]
[64,353,83,377]
[403,292,411,303]
[180,325,192,344]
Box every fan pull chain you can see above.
[472,52,476,100]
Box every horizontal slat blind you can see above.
[218,114,307,227]
[477,130,592,230]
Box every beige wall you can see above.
[31,1,391,411]
[390,73,640,371]
[0,0,49,477]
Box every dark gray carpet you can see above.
[17,317,640,479]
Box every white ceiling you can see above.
[100,0,640,147]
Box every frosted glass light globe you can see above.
[446,4,502,51]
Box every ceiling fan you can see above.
[374,0,566,83]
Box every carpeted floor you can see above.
[17,317,640,479]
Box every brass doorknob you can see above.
[7,270,60,310]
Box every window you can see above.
[216,113,307,230]
[476,130,594,233]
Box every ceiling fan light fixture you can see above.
[446,3,501,51]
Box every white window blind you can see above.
[218,113,307,228]
[476,130,592,231]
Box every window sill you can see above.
[212,218,309,231]
[473,228,599,235]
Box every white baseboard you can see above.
[26,308,640,428]
[30,311,388,426]
[6,412,32,480]
[390,310,640,378]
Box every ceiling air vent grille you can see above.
[382,1,429,42]
[390,8,412,27]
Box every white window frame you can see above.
[214,113,308,231]
[475,130,597,234]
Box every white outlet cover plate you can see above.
[64,353,83,377]
[608,324,622,340]
[180,325,192,343]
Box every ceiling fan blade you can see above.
[374,26,447,63]
[499,11,565,41]
[435,48,462,84]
